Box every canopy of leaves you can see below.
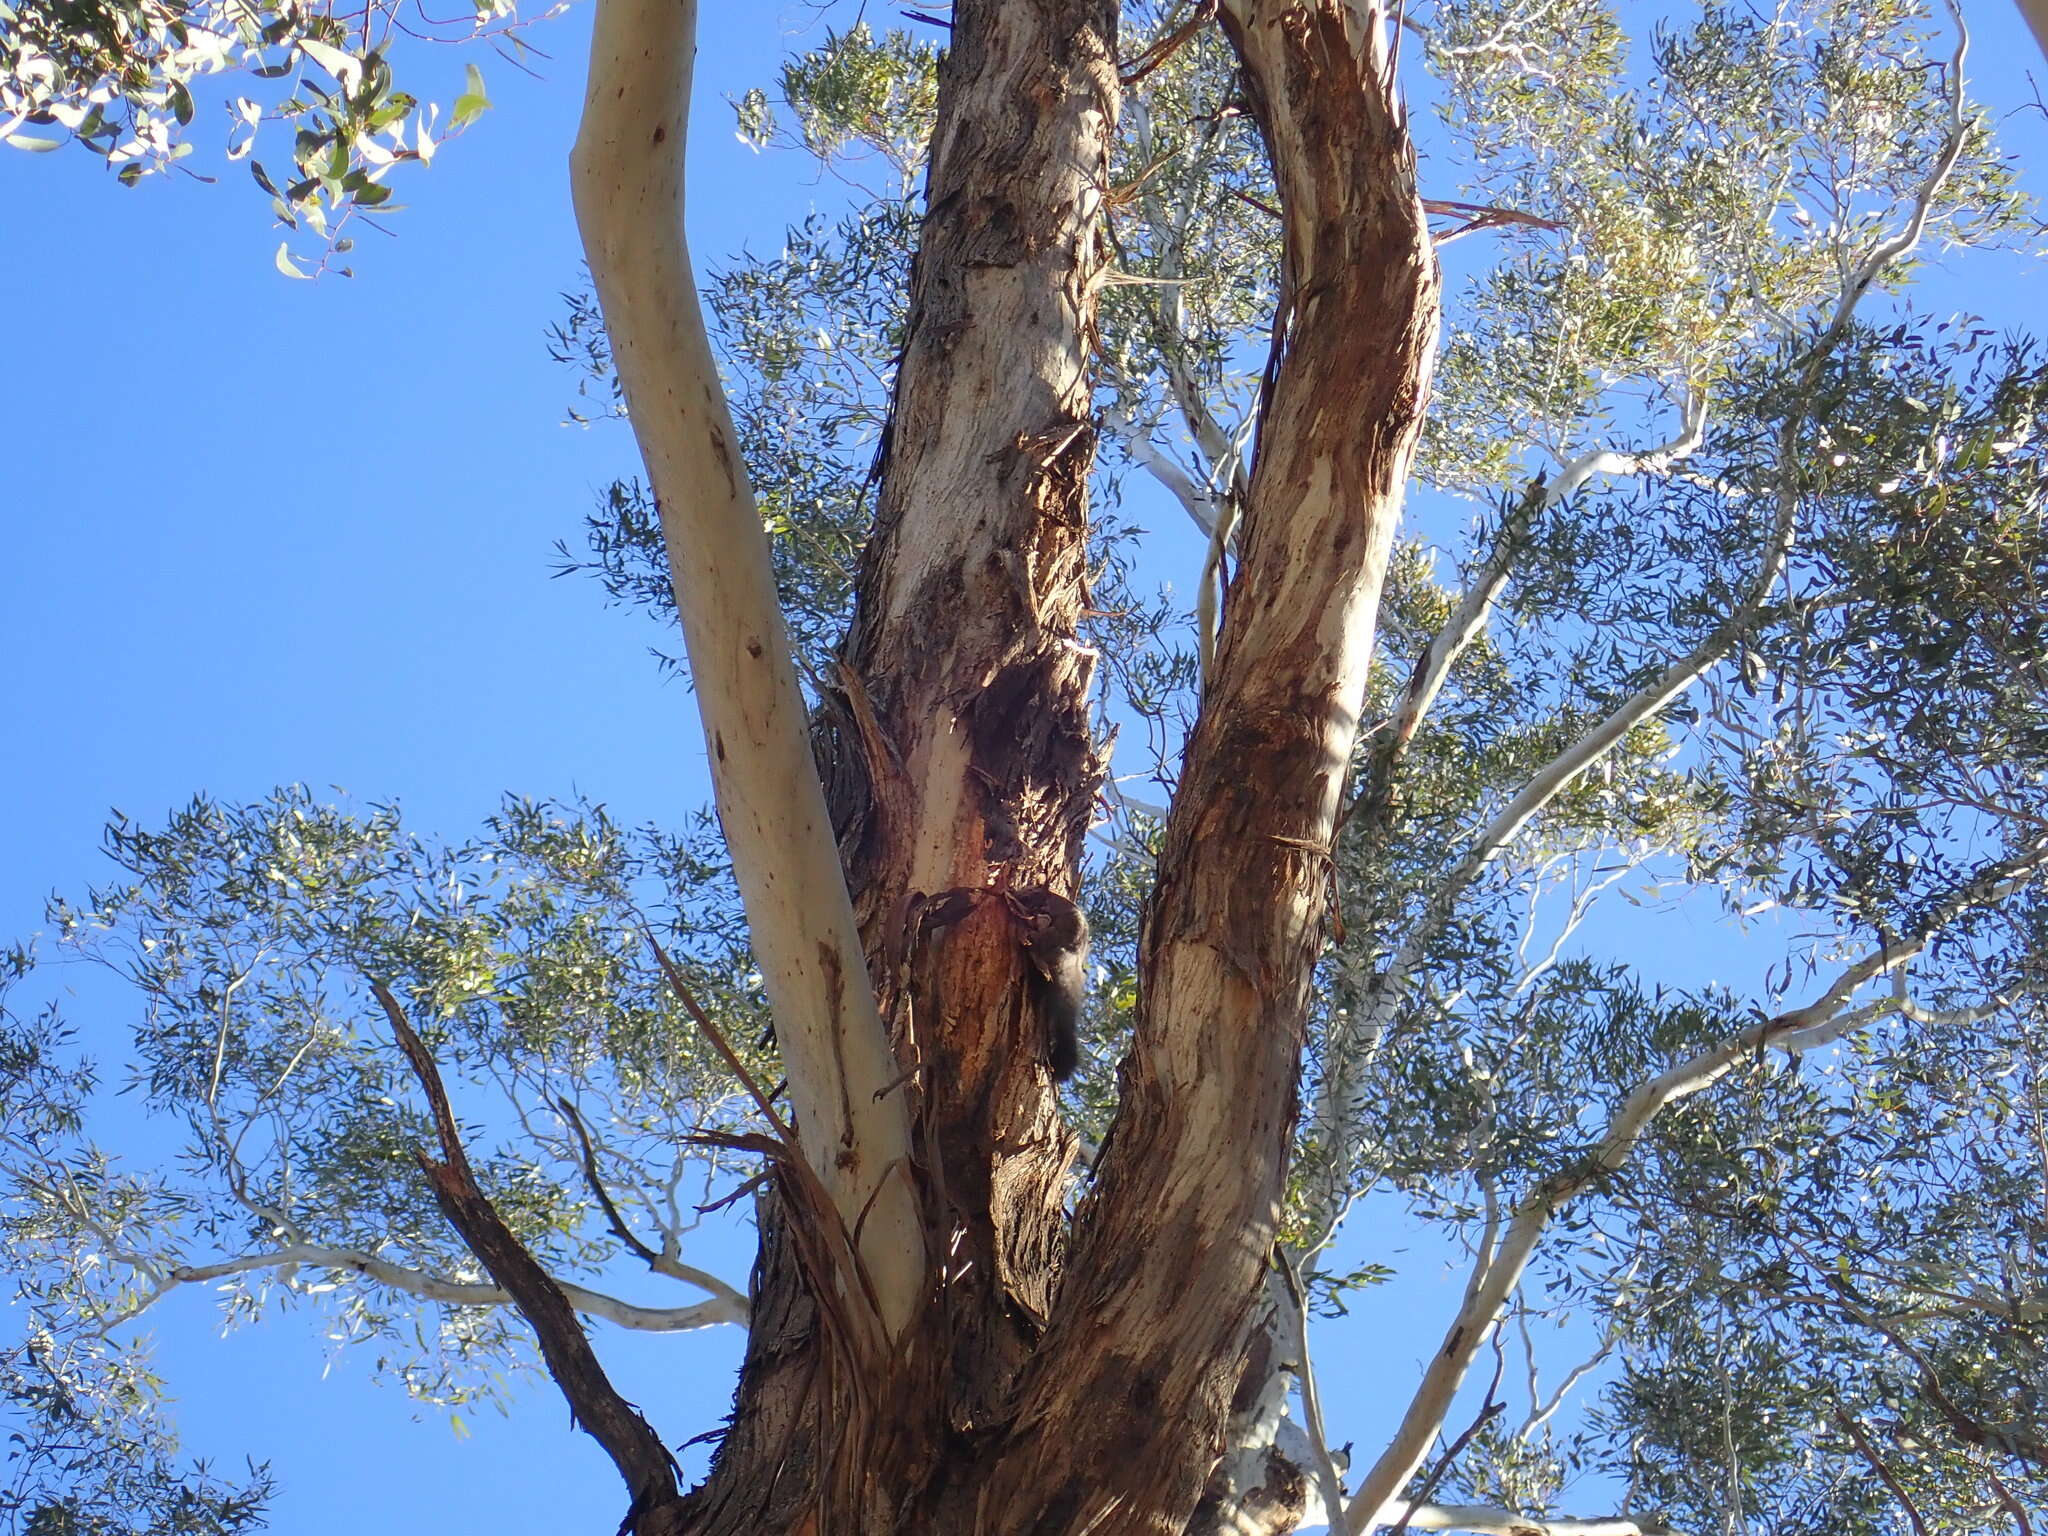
[8,0,2047,1531]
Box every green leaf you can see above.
[4,134,63,152]
[450,63,491,131]
[274,242,312,279]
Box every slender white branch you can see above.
[150,1243,747,1333]
[1383,486,1540,769]
[1815,0,1970,351]
[1381,471,1798,1011]
[1101,395,1226,539]
[1196,484,1241,687]
[1512,857,1644,1002]
[1369,386,1705,763]
[1519,1319,1622,1440]
[1129,94,1254,501]
[1545,390,1708,510]
[568,0,922,1331]
[1277,1249,1351,1526]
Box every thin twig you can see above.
[1122,0,1218,86]
[643,929,793,1144]
[1384,1370,1507,1536]
[556,1094,664,1268]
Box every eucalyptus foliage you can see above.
[0,0,524,270]
[7,1,2047,1532]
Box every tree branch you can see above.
[1341,838,2042,1525]
[552,1090,752,1308]
[1384,1351,1504,1536]
[1100,393,1228,538]
[1275,1246,1350,1526]
[1832,1409,1929,1536]
[1377,1509,1677,1536]
[379,983,681,1520]
[567,0,923,1335]
[1351,11,1976,1110]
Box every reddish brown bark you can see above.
[673,4,1438,1531]
[672,1,1118,1529]
[963,5,1440,1530]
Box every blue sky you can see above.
[3,2,2045,1531]
[1,10,828,1527]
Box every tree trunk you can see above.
[961,4,1439,1528]
[674,0,1119,1528]
[583,0,1439,1529]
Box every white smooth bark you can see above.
[170,1243,747,1330]
[568,0,921,1334]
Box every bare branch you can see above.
[1383,1349,1505,1536]
[1196,481,1242,687]
[1101,394,1227,538]
[157,1242,744,1332]
[1121,0,1219,85]
[1833,1409,1929,1536]
[1348,387,1707,850]
[1342,838,2043,1525]
[557,1093,665,1269]
[568,0,922,1334]
[379,983,681,1517]
[1275,1246,1350,1526]
[1987,1464,2036,1536]
[1547,390,1709,509]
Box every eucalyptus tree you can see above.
[6,1,2047,1535]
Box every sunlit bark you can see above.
[568,0,922,1341]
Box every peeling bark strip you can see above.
[978,4,1440,1530]
[568,0,922,1336]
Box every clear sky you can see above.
[2,3,2044,1532]
[0,9,837,1527]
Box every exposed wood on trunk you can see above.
[677,1,1119,1527]
[971,3,1439,1529]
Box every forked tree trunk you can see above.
[576,1,1439,1531]
[962,6,1439,1529]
